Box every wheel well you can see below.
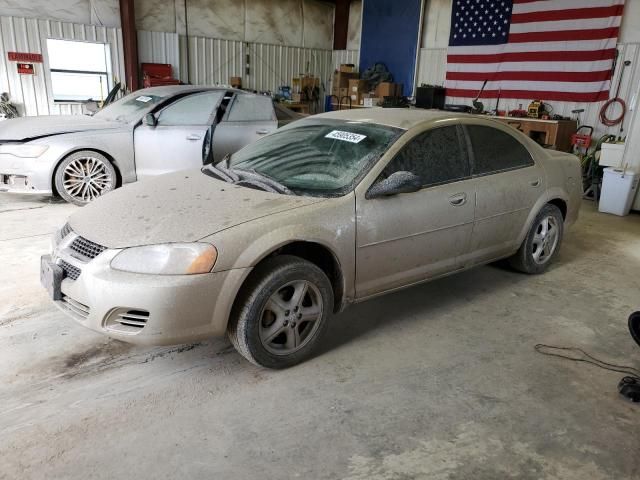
[255,242,345,313]
[51,148,122,195]
[548,198,567,220]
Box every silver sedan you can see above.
[0,85,285,205]
[42,109,582,368]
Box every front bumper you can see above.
[0,152,56,195]
[48,233,250,346]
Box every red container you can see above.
[141,63,180,88]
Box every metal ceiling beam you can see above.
[119,0,139,92]
[333,0,350,50]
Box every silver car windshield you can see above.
[94,92,165,123]
[221,119,403,197]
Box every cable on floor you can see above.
[534,344,640,378]
[534,344,640,402]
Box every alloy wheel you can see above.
[531,215,559,265]
[259,280,324,355]
[62,156,114,203]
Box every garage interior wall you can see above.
[417,0,640,139]
[0,15,124,116]
[331,0,361,70]
[0,0,337,116]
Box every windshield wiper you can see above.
[202,163,235,183]
[230,168,294,195]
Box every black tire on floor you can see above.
[54,150,117,206]
[227,255,334,369]
[509,203,564,274]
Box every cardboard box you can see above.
[301,76,319,90]
[332,71,358,94]
[349,79,368,93]
[230,76,242,88]
[375,82,396,98]
[338,87,349,99]
[339,64,356,73]
[291,93,303,103]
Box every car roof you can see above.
[136,85,244,97]
[315,108,494,130]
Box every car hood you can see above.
[69,170,326,249]
[0,115,123,141]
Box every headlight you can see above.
[0,144,49,158]
[110,243,218,275]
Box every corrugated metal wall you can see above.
[0,15,124,116]
[331,50,360,71]
[138,30,335,108]
[417,44,640,139]
[137,30,180,80]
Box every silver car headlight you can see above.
[110,243,218,275]
[0,144,49,158]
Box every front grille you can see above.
[61,295,90,319]
[60,259,81,280]
[69,235,107,260]
[105,309,149,334]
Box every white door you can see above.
[134,91,224,179]
[211,93,278,163]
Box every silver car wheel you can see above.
[259,280,324,356]
[62,155,114,203]
[531,215,559,265]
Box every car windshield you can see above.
[219,118,403,197]
[93,91,165,123]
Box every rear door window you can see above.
[466,125,534,175]
[157,91,223,126]
[381,125,470,187]
[227,94,275,122]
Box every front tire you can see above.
[54,150,117,206]
[509,204,564,274]
[227,255,334,369]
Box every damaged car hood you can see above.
[0,115,124,141]
[69,170,326,248]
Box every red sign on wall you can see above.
[8,52,43,63]
[17,63,35,75]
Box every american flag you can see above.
[445,0,625,102]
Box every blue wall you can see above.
[358,0,423,96]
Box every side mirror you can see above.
[366,171,422,199]
[143,112,157,127]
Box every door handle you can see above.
[256,129,270,135]
[186,134,202,141]
[529,179,541,187]
[449,193,467,206]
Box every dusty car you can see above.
[41,109,581,368]
[0,85,300,205]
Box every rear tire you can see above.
[509,204,564,274]
[54,150,117,206]
[227,255,333,369]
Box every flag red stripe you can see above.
[508,27,619,43]
[447,48,616,64]
[445,88,610,102]
[446,69,612,82]
[511,5,624,23]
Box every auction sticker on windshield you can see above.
[325,130,367,143]
[136,96,153,103]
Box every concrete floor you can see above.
[0,192,639,480]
